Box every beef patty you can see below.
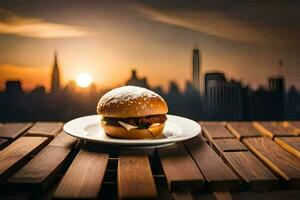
[102,114,167,128]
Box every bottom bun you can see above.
[101,121,165,139]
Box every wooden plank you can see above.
[226,122,261,140]
[278,122,300,136]
[274,137,300,159]
[26,122,63,137]
[212,139,247,155]
[172,192,194,200]
[243,137,300,186]
[200,122,234,143]
[7,146,73,190]
[284,121,300,136]
[118,155,157,199]
[184,136,239,191]
[48,131,78,148]
[0,123,33,139]
[223,152,278,191]
[253,122,296,138]
[213,192,233,200]
[157,143,205,191]
[0,137,48,183]
[54,149,108,199]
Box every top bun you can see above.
[97,86,168,118]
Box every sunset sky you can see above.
[0,0,300,92]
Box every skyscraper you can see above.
[192,48,201,92]
[269,76,285,120]
[51,52,60,93]
[204,72,244,120]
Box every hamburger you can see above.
[97,86,168,139]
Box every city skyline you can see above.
[1,1,300,91]
[2,58,299,122]
[1,42,298,121]
[0,49,295,94]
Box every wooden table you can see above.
[0,121,299,200]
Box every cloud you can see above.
[131,3,300,46]
[0,8,91,38]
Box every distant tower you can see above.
[51,52,60,93]
[192,48,201,92]
[268,60,285,120]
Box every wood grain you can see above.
[0,123,33,139]
[243,137,300,185]
[26,122,63,137]
[223,152,278,191]
[253,122,296,138]
[213,192,233,200]
[157,143,204,191]
[184,136,239,191]
[278,122,300,136]
[212,139,247,155]
[118,155,157,199]
[7,146,72,190]
[0,137,48,183]
[172,192,194,200]
[48,131,78,148]
[54,149,108,199]
[284,121,300,136]
[226,122,261,140]
[200,122,234,143]
[274,137,300,159]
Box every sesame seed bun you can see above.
[97,86,168,118]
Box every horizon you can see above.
[1,1,300,91]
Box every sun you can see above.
[75,73,92,88]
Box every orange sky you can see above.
[0,1,300,92]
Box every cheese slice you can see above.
[118,121,138,131]
[118,121,162,132]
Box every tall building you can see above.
[51,52,60,93]
[204,72,244,120]
[269,76,285,120]
[5,80,23,94]
[192,48,201,92]
[204,72,226,96]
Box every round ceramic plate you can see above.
[63,114,201,146]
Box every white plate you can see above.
[63,114,201,146]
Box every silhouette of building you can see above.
[51,52,61,93]
[269,76,285,120]
[204,72,244,120]
[286,86,300,119]
[192,48,200,92]
[204,72,226,96]
[125,69,149,88]
[5,80,23,94]
[0,49,298,122]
